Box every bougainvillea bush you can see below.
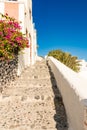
[0,13,29,60]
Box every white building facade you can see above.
[0,0,37,75]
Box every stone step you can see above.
[2,86,55,99]
[0,128,57,130]
[25,65,49,70]
[7,78,55,89]
[20,71,51,79]
[24,63,48,70]
[0,59,68,130]
[0,96,55,105]
[0,100,56,129]
[19,75,51,80]
[22,66,50,72]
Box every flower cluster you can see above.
[0,13,29,60]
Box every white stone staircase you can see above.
[0,59,68,130]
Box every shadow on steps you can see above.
[46,60,68,130]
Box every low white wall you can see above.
[17,48,30,76]
[48,57,87,130]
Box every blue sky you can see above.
[32,0,87,60]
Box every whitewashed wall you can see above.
[48,56,87,130]
[0,2,4,14]
[17,3,29,76]
[0,0,37,76]
[32,27,37,65]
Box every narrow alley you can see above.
[0,59,68,130]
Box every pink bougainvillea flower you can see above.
[0,13,29,60]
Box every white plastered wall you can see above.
[48,56,87,130]
[0,2,4,14]
[0,0,37,75]
[17,3,31,75]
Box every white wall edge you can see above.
[47,56,87,130]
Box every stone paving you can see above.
[0,59,68,130]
